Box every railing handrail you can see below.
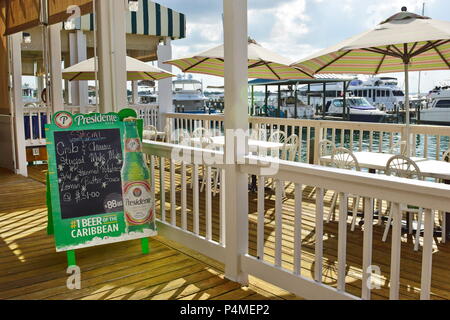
[164,112,450,133]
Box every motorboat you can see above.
[326,97,387,122]
[173,74,208,113]
[420,90,450,125]
[299,76,405,111]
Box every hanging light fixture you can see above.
[23,32,32,44]
[128,0,139,12]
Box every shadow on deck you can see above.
[0,167,297,300]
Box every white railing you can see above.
[143,141,227,263]
[131,104,160,128]
[164,113,450,164]
[240,156,449,300]
[64,105,98,114]
[23,105,51,147]
[143,139,450,300]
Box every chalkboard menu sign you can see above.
[55,129,124,219]
[46,111,157,252]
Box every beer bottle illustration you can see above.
[121,118,155,233]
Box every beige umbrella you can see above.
[165,38,313,80]
[63,56,175,81]
[292,7,450,127]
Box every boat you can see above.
[279,95,315,119]
[420,90,450,125]
[326,97,387,122]
[173,74,209,113]
[298,76,405,111]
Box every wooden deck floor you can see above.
[0,166,297,300]
[3,164,450,300]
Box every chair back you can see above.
[443,150,450,163]
[319,139,336,166]
[389,140,408,156]
[200,136,214,149]
[331,147,360,171]
[269,130,286,144]
[283,134,299,161]
[192,127,210,139]
[385,155,422,180]
[143,125,158,141]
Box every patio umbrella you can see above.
[164,38,313,80]
[291,7,450,127]
[62,56,175,81]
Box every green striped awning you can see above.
[65,0,186,39]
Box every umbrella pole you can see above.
[404,63,411,156]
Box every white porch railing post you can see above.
[95,0,128,113]
[9,33,27,177]
[223,0,249,285]
[157,37,173,132]
[48,24,64,113]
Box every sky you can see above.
[154,0,450,93]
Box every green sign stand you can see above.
[45,109,155,267]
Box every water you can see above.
[297,128,450,165]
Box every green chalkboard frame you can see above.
[45,109,154,256]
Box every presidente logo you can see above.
[73,113,120,126]
[54,112,73,129]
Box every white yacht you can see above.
[427,80,450,101]
[326,97,387,122]
[420,90,450,125]
[173,74,208,113]
[298,77,405,111]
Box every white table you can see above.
[415,160,450,180]
[320,152,427,171]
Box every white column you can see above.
[69,30,89,112]
[157,37,173,131]
[95,0,128,113]
[9,33,27,177]
[48,24,64,112]
[131,81,139,105]
[223,0,249,284]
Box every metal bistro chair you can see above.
[269,130,286,158]
[319,139,336,166]
[382,155,424,251]
[328,147,362,231]
[438,150,450,243]
[199,136,222,196]
[143,125,159,142]
[281,134,300,195]
[388,140,408,156]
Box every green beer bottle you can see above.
[121,118,155,233]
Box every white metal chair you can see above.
[388,140,408,156]
[319,139,336,166]
[192,127,210,139]
[199,137,221,196]
[382,155,425,251]
[143,125,158,141]
[438,150,450,243]
[281,134,300,195]
[269,130,286,144]
[328,148,362,231]
[282,134,299,162]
